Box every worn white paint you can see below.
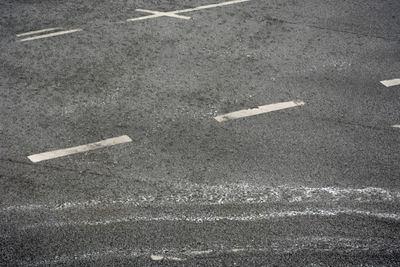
[214,101,305,122]
[27,135,132,162]
[18,29,83,42]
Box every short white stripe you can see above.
[16,27,62,37]
[27,135,132,163]
[392,125,400,128]
[214,101,305,122]
[18,29,82,42]
[380,79,400,87]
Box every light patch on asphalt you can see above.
[19,209,400,230]
[19,237,400,266]
[380,78,400,87]
[392,125,400,128]
[214,100,305,122]
[16,27,63,37]
[17,29,83,42]
[3,185,399,212]
[27,135,132,163]
[127,0,251,22]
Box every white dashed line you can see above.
[127,0,251,22]
[380,79,400,87]
[16,27,63,37]
[392,125,400,128]
[27,135,132,163]
[214,100,305,122]
[18,29,83,42]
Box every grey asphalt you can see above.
[1,0,400,265]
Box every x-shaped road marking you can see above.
[127,0,251,22]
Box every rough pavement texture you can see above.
[1,0,400,265]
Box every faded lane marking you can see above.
[18,29,83,42]
[20,209,400,230]
[16,27,62,37]
[392,125,400,128]
[380,79,400,87]
[28,135,132,163]
[214,100,305,122]
[127,0,251,22]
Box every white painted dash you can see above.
[392,125,400,128]
[214,100,305,122]
[28,135,132,163]
[18,29,82,42]
[380,79,400,87]
[16,27,62,37]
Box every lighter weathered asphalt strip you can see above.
[27,135,132,163]
[214,101,305,122]
[380,79,400,87]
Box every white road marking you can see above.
[214,100,305,122]
[16,27,62,37]
[27,135,132,163]
[18,29,83,42]
[393,125,400,128]
[150,255,164,261]
[127,0,251,22]
[188,250,213,255]
[380,78,400,87]
[136,9,191,20]
[174,0,251,14]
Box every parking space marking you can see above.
[18,29,83,42]
[127,0,251,22]
[27,135,132,163]
[136,9,191,20]
[214,101,305,122]
[16,27,62,37]
[380,79,400,87]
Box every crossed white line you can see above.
[127,0,251,22]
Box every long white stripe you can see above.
[18,29,83,42]
[27,135,132,163]
[380,78,400,87]
[174,0,251,14]
[127,0,251,22]
[136,9,191,20]
[214,101,305,122]
[16,27,62,37]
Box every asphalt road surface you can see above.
[1,0,400,265]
